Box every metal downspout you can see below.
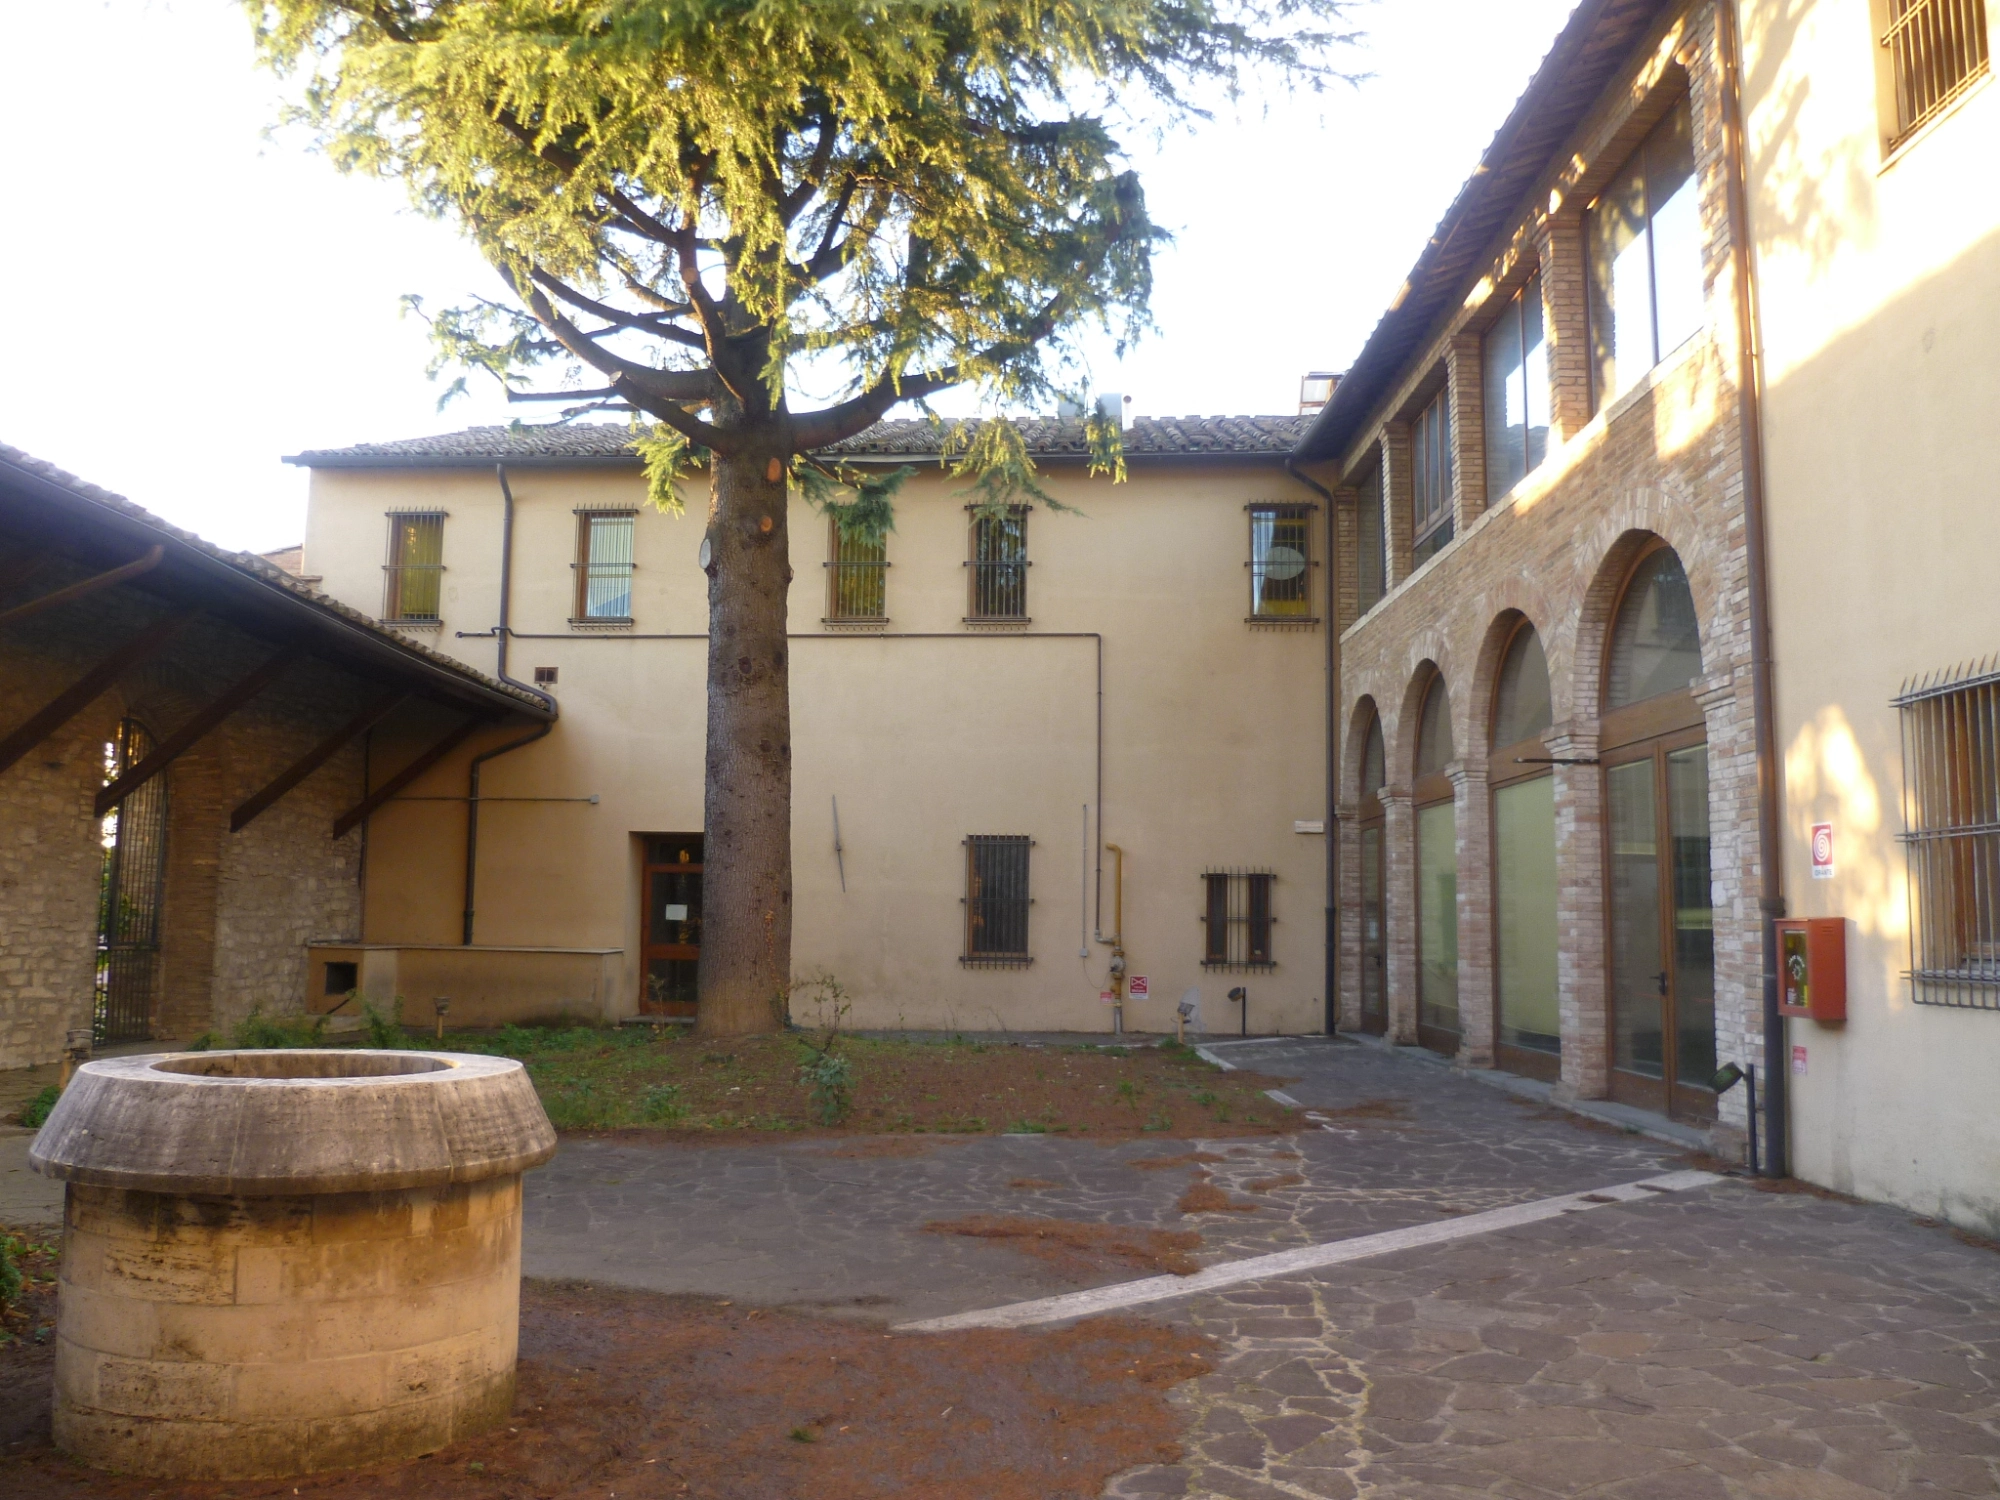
[463,465,560,946]
[1288,454,1340,1035]
[1718,0,1787,1177]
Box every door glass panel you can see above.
[1668,746,1716,1088]
[1360,825,1386,1031]
[646,958,698,1010]
[1608,760,1665,1078]
[1495,775,1560,1054]
[649,870,702,946]
[1417,801,1459,1034]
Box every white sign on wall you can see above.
[1810,823,1834,880]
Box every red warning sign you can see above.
[1127,975,1149,1000]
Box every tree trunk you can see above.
[695,440,794,1037]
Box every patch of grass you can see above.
[789,1426,816,1443]
[361,998,405,1049]
[16,1085,59,1130]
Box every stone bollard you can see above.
[29,1049,556,1480]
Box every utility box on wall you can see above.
[1775,918,1846,1022]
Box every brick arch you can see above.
[1570,486,1733,726]
[1344,695,1383,803]
[115,661,231,1041]
[1394,658,1454,783]
[1467,607,1553,760]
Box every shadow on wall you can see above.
[1784,704,1904,947]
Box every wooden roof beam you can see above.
[0,545,164,630]
[331,715,490,840]
[0,610,199,778]
[230,689,409,833]
[96,643,304,817]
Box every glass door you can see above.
[641,835,703,1019]
[1415,800,1460,1052]
[1359,823,1386,1034]
[1605,738,1715,1119]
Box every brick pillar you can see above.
[1336,800,1364,1032]
[1380,786,1418,1044]
[1447,335,1487,533]
[1381,423,1414,589]
[1695,673,1758,1137]
[1538,212,1593,444]
[1550,721,1607,1099]
[1451,760,1496,1069]
[1332,486,1360,634]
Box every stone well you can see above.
[29,1049,556,1480]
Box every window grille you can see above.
[1248,504,1315,619]
[96,718,167,1045]
[574,511,636,621]
[1882,0,1990,148]
[382,511,445,622]
[827,517,888,620]
[1203,870,1275,969]
[1896,659,2000,1008]
[1411,389,1455,566]
[968,509,1029,620]
[964,835,1032,964]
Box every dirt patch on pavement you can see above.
[1244,1172,1306,1193]
[0,1228,59,1454]
[1176,1176,1261,1215]
[0,1278,1210,1500]
[923,1215,1204,1277]
[1008,1177,1058,1190]
[805,1137,951,1160]
[1317,1097,1411,1122]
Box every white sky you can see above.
[0,0,1579,553]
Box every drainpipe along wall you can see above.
[1717,0,1787,1177]
[1286,454,1340,1035]
[462,466,560,946]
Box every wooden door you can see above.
[640,835,703,1019]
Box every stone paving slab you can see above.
[0,1129,61,1229]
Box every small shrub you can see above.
[640,1083,686,1123]
[185,1031,221,1052]
[229,1008,327,1049]
[0,1235,20,1313]
[361,998,405,1048]
[798,1047,853,1125]
[18,1085,59,1130]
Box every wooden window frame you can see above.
[825,516,889,622]
[572,510,637,624]
[381,511,445,624]
[1488,618,1561,1081]
[1410,386,1455,567]
[1246,502,1319,622]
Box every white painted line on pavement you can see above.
[896,1169,1725,1332]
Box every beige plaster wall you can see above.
[1739,0,2000,1230]
[302,456,1329,1036]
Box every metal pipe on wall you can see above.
[1287,454,1340,1035]
[1717,0,1788,1178]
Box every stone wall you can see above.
[1,567,375,1069]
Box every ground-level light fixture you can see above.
[1227,986,1248,1039]
[434,995,451,1040]
[1711,1061,1759,1176]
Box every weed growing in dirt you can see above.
[641,1084,686,1123]
[16,1086,57,1129]
[792,972,856,1125]
[188,1008,328,1051]
[0,1234,21,1312]
[361,998,405,1048]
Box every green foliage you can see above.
[0,1235,20,1314]
[361,998,405,1049]
[640,1083,686,1123]
[633,421,706,516]
[248,0,1353,475]
[229,1008,328,1049]
[18,1085,59,1130]
[796,463,911,544]
[797,1048,854,1125]
[185,1031,221,1052]
[942,418,1058,514]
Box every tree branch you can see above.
[529,269,707,347]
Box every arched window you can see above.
[1492,624,1553,751]
[1607,547,1701,710]
[1416,675,1454,775]
[1360,714,1386,798]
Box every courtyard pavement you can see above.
[523,1035,2000,1498]
[8,1036,1998,1496]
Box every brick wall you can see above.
[1316,0,1763,1143]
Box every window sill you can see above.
[961,955,1034,969]
[1246,616,1320,629]
[821,617,890,629]
[1880,69,1992,173]
[1200,961,1277,973]
[963,617,1032,628]
[569,617,634,630]
[381,618,442,632]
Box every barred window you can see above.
[964,835,1032,964]
[1897,661,2000,1008]
[1203,870,1275,969]
[382,512,444,622]
[827,517,888,620]
[574,511,636,621]
[1411,388,1454,566]
[1248,504,1315,619]
[968,509,1028,620]
[1880,0,1990,150]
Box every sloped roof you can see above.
[0,442,553,719]
[287,414,1311,469]
[1293,0,1674,465]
